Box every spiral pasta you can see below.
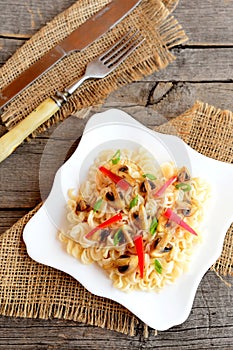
[59,148,210,292]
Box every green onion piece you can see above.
[93,198,103,212]
[129,195,139,209]
[113,228,123,246]
[111,149,121,165]
[142,173,157,180]
[154,259,162,274]
[150,218,158,235]
[175,183,192,192]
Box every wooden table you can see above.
[0,1,233,348]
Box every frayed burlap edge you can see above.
[162,0,179,12]
[0,204,141,337]
[155,101,233,279]
[0,0,187,138]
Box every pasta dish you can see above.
[59,148,210,291]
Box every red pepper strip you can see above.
[163,208,197,236]
[99,166,130,191]
[85,213,122,239]
[134,235,144,278]
[154,175,177,197]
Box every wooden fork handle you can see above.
[0,98,59,164]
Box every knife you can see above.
[0,0,141,110]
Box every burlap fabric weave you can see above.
[0,101,232,337]
[0,0,186,136]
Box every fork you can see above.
[0,30,144,163]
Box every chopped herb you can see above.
[111,149,121,165]
[154,259,162,274]
[150,218,158,235]
[93,198,103,212]
[143,173,157,180]
[113,229,123,246]
[129,195,138,209]
[175,183,192,192]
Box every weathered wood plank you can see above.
[148,48,233,82]
[0,0,233,45]
[0,0,76,36]
[1,46,232,83]
[103,82,233,117]
[0,38,26,66]
[174,0,233,45]
[0,272,231,349]
[0,210,28,235]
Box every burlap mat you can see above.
[0,101,232,337]
[0,0,186,136]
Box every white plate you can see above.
[23,109,233,331]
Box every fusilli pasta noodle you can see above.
[59,148,210,292]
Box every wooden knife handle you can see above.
[0,98,60,163]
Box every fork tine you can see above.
[101,30,138,63]
[99,30,134,61]
[105,35,145,69]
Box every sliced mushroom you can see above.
[148,180,156,190]
[114,255,138,275]
[118,165,129,173]
[104,184,124,209]
[133,212,139,220]
[140,181,147,193]
[75,198,90,213]
[105,191,115,201]
[120,225,134,245]
[176,201,196,217]
[157,216,168,232]
[130,205,148,230]
[110,163,136,186]
[140,179,156,194]
[99,229,110,244]
[162,243,173,252]
[139,204,149,230]
[152,237,161,249]
[150,233,173,257]
[177,166,190,182]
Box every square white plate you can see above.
[23,109,233,330]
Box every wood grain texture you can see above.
[0,0,77,36]
[0,272,232,349]
[0,0,233,44]
[0,0,233,348]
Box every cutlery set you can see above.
[0,0,143,163]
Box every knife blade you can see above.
[0,0,141,110]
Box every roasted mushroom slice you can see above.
[118,225,134,245]
[176,201,197,217]
[99,229,110,244]
[130,204,149,230]
[150,233,173,257]
[114,255,138,275]
[139,204,149,230]
[110,163,137,186]
[140,179,156,194]
[177,166,191,182]
[75,197,90,213]
[162,243,173,252]
[103,184,124,209]
[140,181,147,193]
[118,165,129,173]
